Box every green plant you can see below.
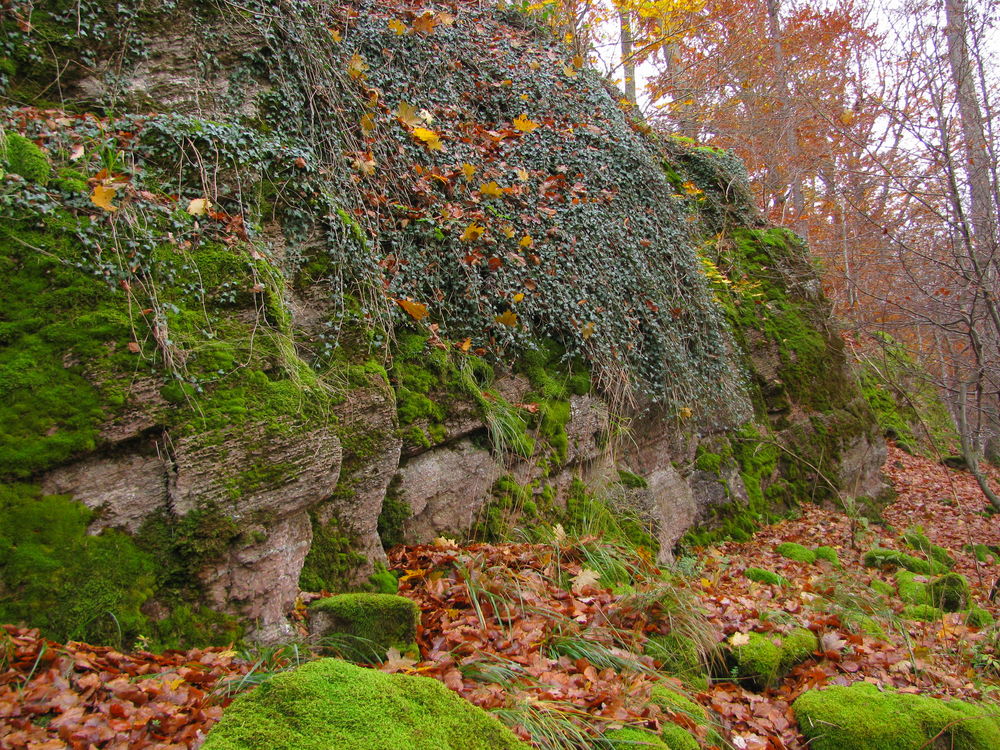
[744,567,788,586]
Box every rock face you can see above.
[0,0,886,645]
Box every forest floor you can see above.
[2,443,999,750]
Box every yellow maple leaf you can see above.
[461,163,477,180]
[512,293,525,303]
[501,224,515,238]
[460,222,485,242]
[396,298,429,320]
[186,197,211,215]
[677,406,693,419]
[581,321,596,339]
[328,28,342,43]
[495,309,518,327]
[516,168,530,181]
[347,53,368,79]
[518,235,533,248]
[388,18,407,35]
[479,181,503,198]
[562,64,577,78]
[457,337,472,352]
[412,127,443,151]
[572,54,584,68]
[360,113,376,134]
[90,185,118,212]
[397,102,421,128]
[513,114,539,133]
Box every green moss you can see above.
[776,627,818,674]
[744,567,788,586]
[902,604,944,622]
[659,724,700,750]
[645,633,706,689]
[694,445,724,474]
[894,570,928,605]
[201,658,529,750]
[309,594,419,662]
[299,510,366,593]
[775,542,816,564]
[730,632,781,689]
[793,681,1000,750]
[926,572,970,612]
[902,527,955,569]
[813,546,840,566]
[377,485,411,551]
[603,727,671,749]
[368,564,399,595]
[649,684,718,749]
[0,484,155,645]
[2,132,50,183]
[863,548,946,575]
[870,579,895,597]
[617,469,648,489]
[965,607,994,628]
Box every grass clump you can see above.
[644,633,707,689]
[744,567,788,586]
[201,658,529,750]
[775,542,816,563]
[793,681,1000,750]
[308,594,419,662]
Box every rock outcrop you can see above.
[0,0,884,644]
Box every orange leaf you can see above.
[411,11,437,34]
[396,298,430,320]
[495,309,518,327]
[388,18,407,35]
[90,185,118,212]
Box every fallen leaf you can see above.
[413,127,443,151]
[347,53,368,79]
[187,198,211,215]
[479,181,503,198]
[90,185,118,211]
[513,114,539,133]
[397,102,422,128]
[495,309,518,327]
[388,18,407,35]
[396,298,430,320]
[460,223,485,242]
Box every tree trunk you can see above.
[959,381,1000,511]
[765,0,805,230]
[620,9,637,106]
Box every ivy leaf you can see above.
[347,53,368,79]
[479,181,503,198]
[396,298,430,320]
[495,310,518,327]
[90,185,118,212]
[413,127,443,151]
[388,18,407,35]
[513,114,540,133]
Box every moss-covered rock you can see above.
[776,627,818,674]
[2,132,50,183]
[744,567,788,586]
[902,527,955,569]
[603,726,672,749]
[308,594,419,662]
[966,607,994,628]
[775,542,816,564]
[201,658,529,750]
[863,548,946,575]
[813,546,840,566]
[649,683,718,749]
[926,572,970,612]
[729,627,817,689]
[793,681,1000,750]
[894,570,928,605]
[870,579,895,598]
[902,604,944,622]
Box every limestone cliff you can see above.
[0,0,885,644]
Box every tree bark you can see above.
[620,9,637,106]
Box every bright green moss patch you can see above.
[603,726,671,749]
[201,658,530,750]
[926,572,970,612]
[902,604,944,622]
[775,542,816,564]
[894,570,928,605]
[777,627,818,674]
[299,510,366,593]
[730,632,781,689]
[2,132,50,183]
[813,546,840,566]
[0,484,154,645]
[902,527,955,569]
[870,579,896,598]
[966,607,994,628]
[649,684,715,749]
[309,594,419,662]
[793,681,1000,750]
[745,567,788,586]
[863,548,945,575]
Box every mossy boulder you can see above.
[603,727,672,749]
[2,132,50,183]
[902,604,944,622]
[813,546,840,566]
[863,547,946,575]
[775,542,816,563]
[308,593,419,661]
[793,681,1000,750]
[649,683,724,748]
[894,570,928,605]
[201,658,529,750]
[870,579,895,597]
[729,628,817,689]
[744,567,788,586]
[902,528,955,569]
[926,572,970,612]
